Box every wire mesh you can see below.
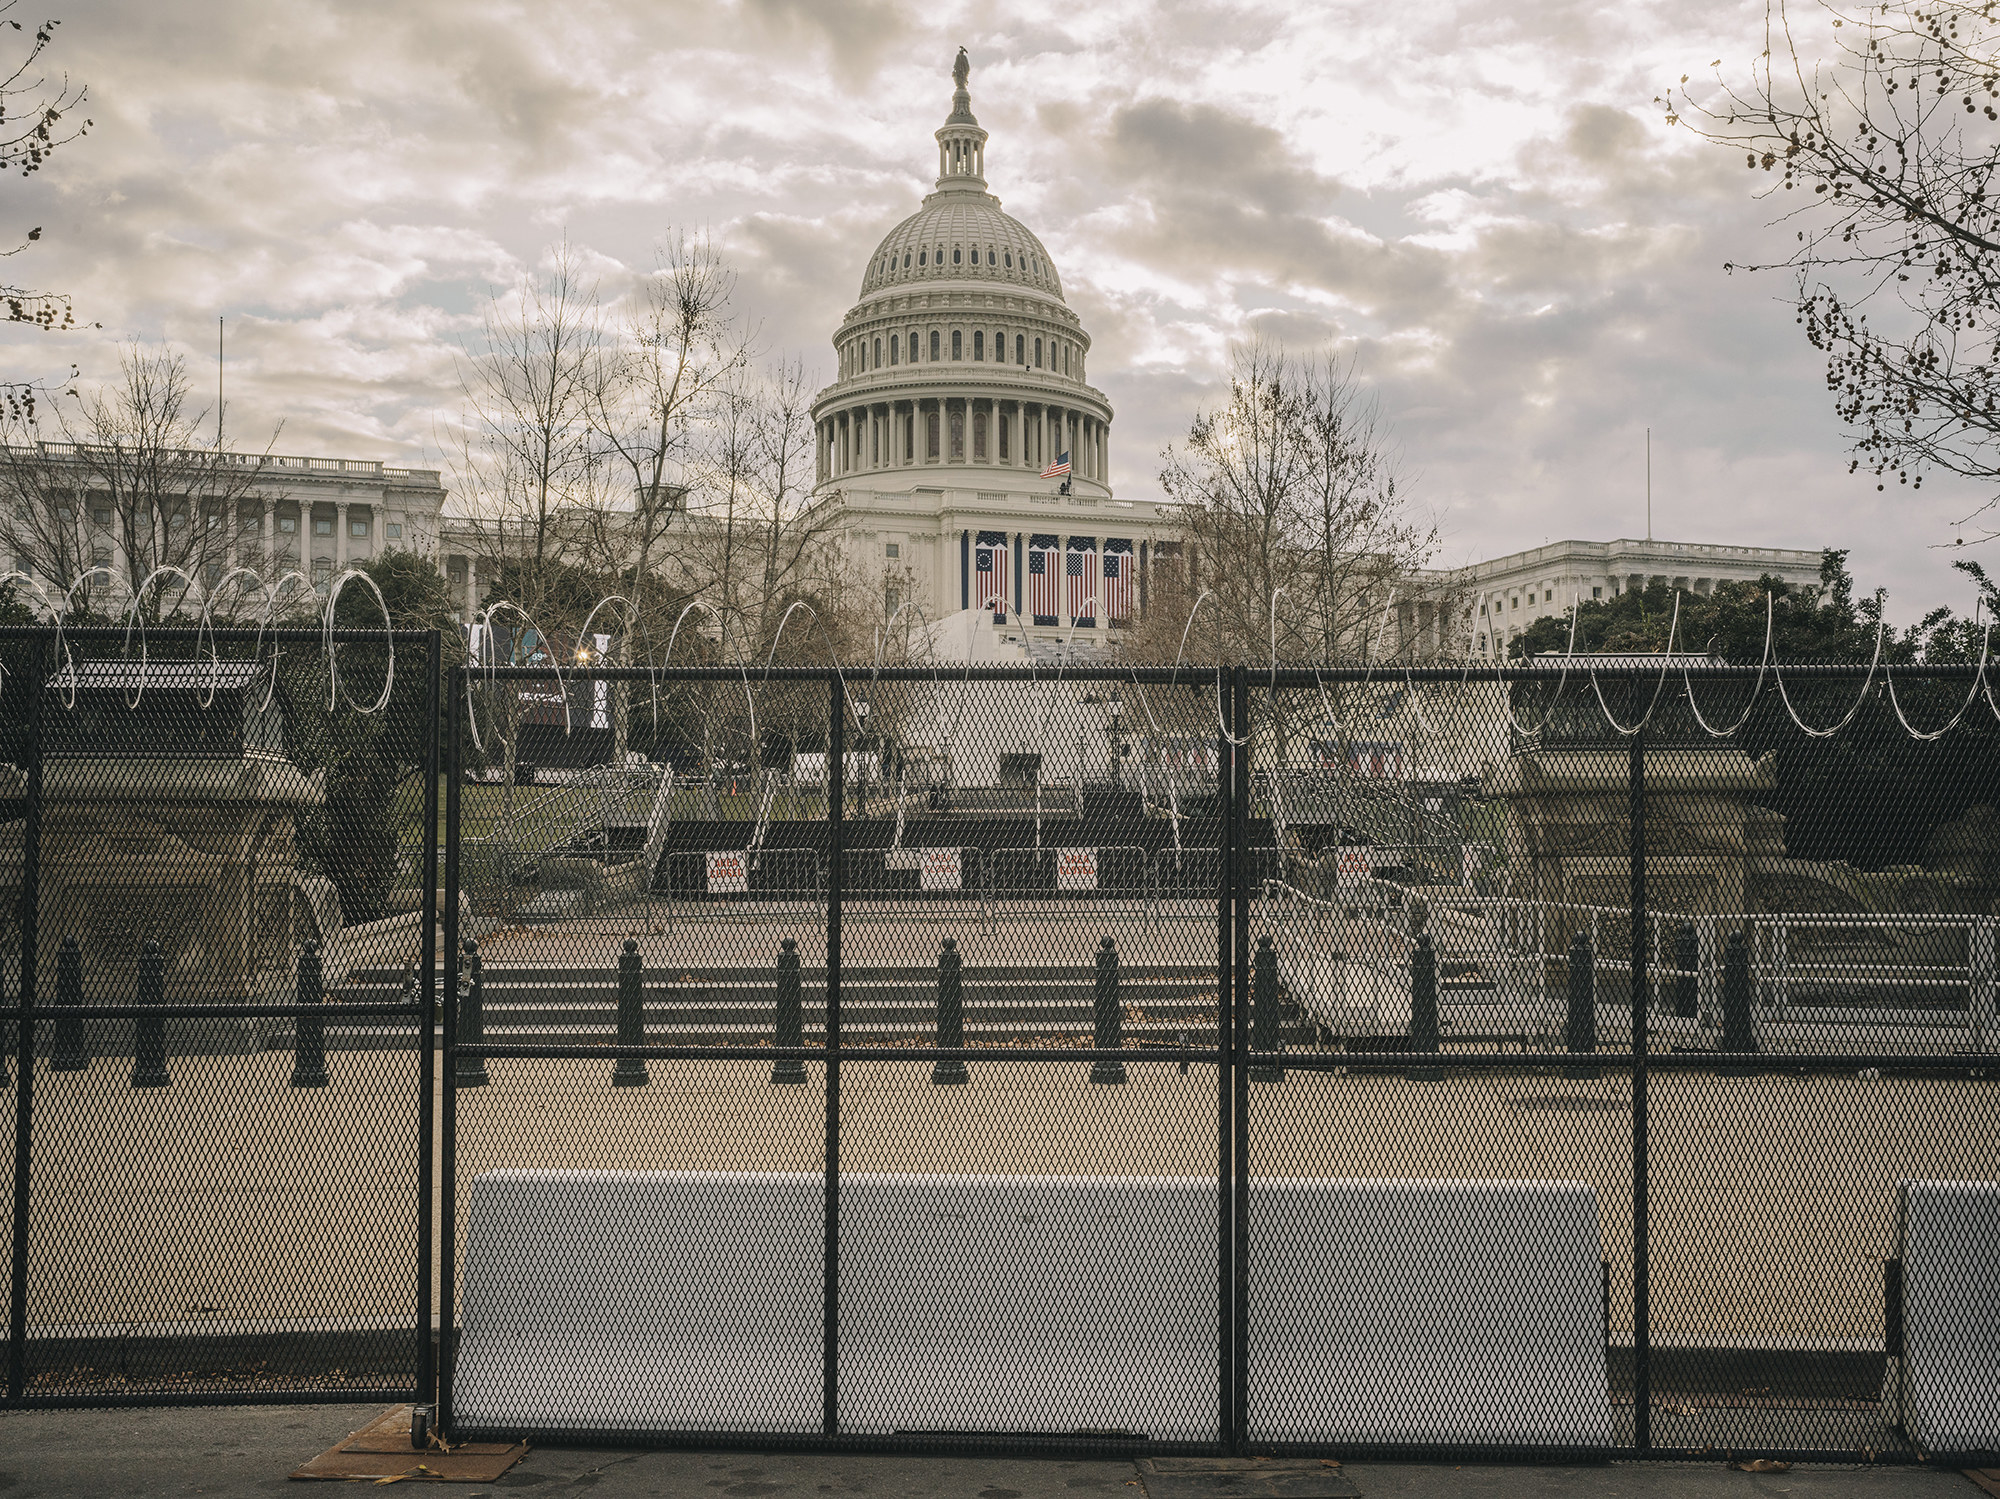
[3,626,439,1405]
[6,644,1995,1458]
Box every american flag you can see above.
[1103,544,1133,621]
[1040,449,1071,480]
[1028,540,1060,622]
[974,534,1007,621]
[1066,543,1097,625]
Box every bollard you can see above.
[771,938,807,1085]
[1720,929,1758,1076]
[1250,934,1283,1082]
[1674,921,1700,1020]
[931,937,968,1085]
[1090,935,1127,1085]
[1406,931,1442,1081]
[131,939,170,1088]
[288,941,330,1088]
[612,939,649,1087]
[455,938,489,1088]
[1563,931,1599,1080]
[49,934,88,1072]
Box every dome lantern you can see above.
[935,48,989,194]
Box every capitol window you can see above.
[953,247,961,264]
[1004,251,1012,268]
[903,252,910,268]
[919,249,927,265]
[952,330,962,359]
[889,334,899,364]
[973,410,987,459]
[973,331,984,360]
[950,407,964,459]
[999,414,1009,460]
[1034,338,1043,367]
[1015,334,1024,363]
[874,338,882,366]
[926,410,940,459]
[930,330,941,361]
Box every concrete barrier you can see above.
[1247,1178,1611,1447]
[454,1170,1610,1445]
[1887,1180,2000,1454]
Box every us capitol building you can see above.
[809,52,1179,645]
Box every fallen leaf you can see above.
[1320,1460,1341,1469]
[1734,1459,1793,1473]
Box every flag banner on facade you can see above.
[975,531,1008,621]
[1066,537,1097,626]
[1040,450,1071,479]
[1102,540,1133,622]
[1028,534,1060,623]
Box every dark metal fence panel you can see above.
[1,627,439,1407]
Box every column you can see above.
[263,497,277,576]
[335,501,349,571]
[466,554,480,621]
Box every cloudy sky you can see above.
[4,0,1986,616]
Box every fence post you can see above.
[415,628,441,1420]
[772,938,806,1085]
[1091,935,1127,1084]
[1673,921,1699,1020]
[1250,934,1282,1082]
[1628,694,1651,1452]
[1720,929,1758,1074]
[131,939,170,1089]
[931,937,967,1085]
[1564,931,1598,1080]
[823,672,844,1438]
[613,939,648,1087]
[7,632,44,1404]
[437,662,464,1433]
[1406,931,1442,1081]
[289,940,329,1088]
[49,935,86,1072]
[455,938,489,1088]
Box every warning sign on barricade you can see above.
[705,851,749,893]
[1056,847,1099,891]
[920,848,963,891]
[1335,847,1372,889]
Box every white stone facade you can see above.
[811,53,1180,645]
[1466,537,1825,657]
[1,443,445,611]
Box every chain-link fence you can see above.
[2,626,441,1407]
[429,660,1996,1462]
[6,645,1995,1460]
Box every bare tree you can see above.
[0,2,89,351]
[1137,341,1450,667]
[587,230,754,631]
[0,344,273,617]
[1663,0,2000,543]
[446,244,610,805]
[676,357,857,657]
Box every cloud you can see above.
[0,0,1982,618]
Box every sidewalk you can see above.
[0,1405,1985,1499]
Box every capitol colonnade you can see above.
[817,398,1107,485]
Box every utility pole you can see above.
[1645,427,1652,541]
[217,317,224,449]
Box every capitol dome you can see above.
[813,52,1170,642]
[860,197,1064,302]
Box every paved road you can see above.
[0,1404,1988,1498]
